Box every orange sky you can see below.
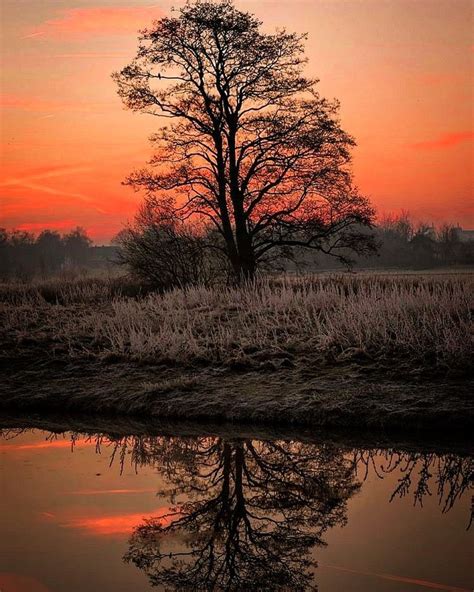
[1,0,473,243]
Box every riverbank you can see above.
[1,274,472,431]
[1,356,472,431]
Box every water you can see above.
[0,422,472,591]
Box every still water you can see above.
[0,423,472,592]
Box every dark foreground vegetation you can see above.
[1,273,472,430]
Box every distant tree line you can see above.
[370,214,474,269]
[2,213,473,283]
[293,214,474,271]
[0,227,102,280]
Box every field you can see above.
[1,273,473,429]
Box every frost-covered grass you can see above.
[1,273,472,375]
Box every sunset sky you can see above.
[1,0,473,243]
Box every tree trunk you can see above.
[231,246,256,283]
[227,119,257,283]
[234,209,256,282]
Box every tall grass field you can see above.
[1,273,472,375]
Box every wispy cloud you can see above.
[16,221,79,233]
[21,31,45,40]
[0,165,93,186]
[411,131,474,150]
[0,165,106,209]
[1,93,112,113]
[320,564,470,592]
[0,438,88,451]
[66,488,156,495]
[27,6,163,39]
[53,53,130,59]
[12,181,99,206]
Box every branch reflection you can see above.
[1,427,472,591]
[106,436,472,591]
[126,438,358,590]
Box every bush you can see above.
[114,200,229,289]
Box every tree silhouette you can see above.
[36,230,64,276]
[114,0,376,280]
[63,227,92,266]
[113,202,228,288]
[123,437,359,591]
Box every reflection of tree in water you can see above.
[1,427,472,590]
[124,438,358,591]
[354,449,474,528]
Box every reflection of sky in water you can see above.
[0,428,472,592]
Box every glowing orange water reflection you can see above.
[40,506,179,537]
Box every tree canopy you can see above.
[114,0,376,279]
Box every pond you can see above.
[0,421,472,592]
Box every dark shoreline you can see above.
[1,356,473,434]
[1,412,473,456]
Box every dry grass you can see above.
[1,273,472,375]
[0,275,146,305]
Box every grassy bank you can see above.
[1,357,472,430]
[1,273,473,373]
[1,273,472,429]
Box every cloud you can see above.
[0,164,93,185]
[28,6,163,39]
[12,181,99,205]
[53,52,130,59]
[0,93,112,113]
[411,131,474,150]
[0,165,98,204]
[320,564,471,592]
[16,221,80,233]
[21,31,45,39]
[0,165,109,212]
[67,488,156,495]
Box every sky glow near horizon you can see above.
[0,0,473,243]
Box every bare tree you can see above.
[114,0,376,281]
[114,198,228,288]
